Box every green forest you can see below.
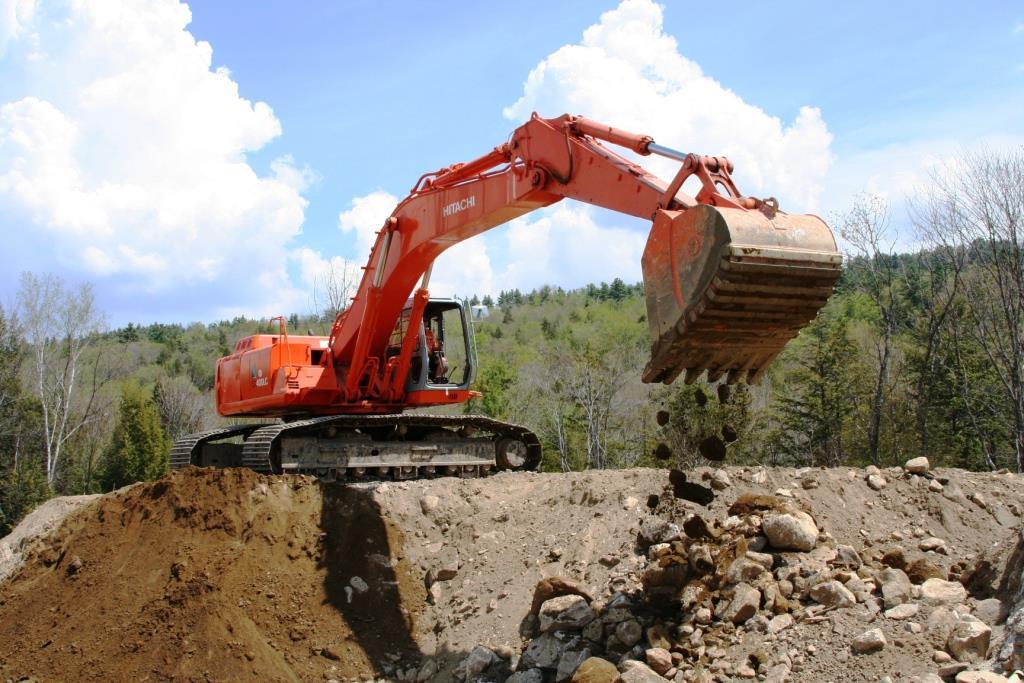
[1,151,1022,536]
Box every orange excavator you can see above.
[170,114,841,478]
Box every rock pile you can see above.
[463,460,1020,683]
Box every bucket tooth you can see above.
[641,205,841,385]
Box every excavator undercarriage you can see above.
[171,414,541,480]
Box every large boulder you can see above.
[879,567,913,608]
[947,616,992,662]
[921,578,968,606]
[904,457,930,474]
[762,511,819,552]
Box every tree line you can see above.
[0,149,1021,535]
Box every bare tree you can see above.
[153,374,208,440]
[906,201,967,455]
[920,149,1024,471]
[311,259,359,324]
[517,362,575,471]
[836,194,901,465]
[15,273,107,485]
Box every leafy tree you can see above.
[101,382,170,489]
[773,309,858,466]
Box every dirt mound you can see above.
[0,464,1021,682]
[0,468,425,682]
[0,493,99,584]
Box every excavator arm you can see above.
[186,113,840,477]
[327,113,840,402]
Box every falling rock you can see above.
[570,657,618,683]
[454,646,498,681]
[615,619,643,648]
[921,578,968,606]
[867,474,888,491]
[879,568,913,608]
[617,660,666,683]
[884,603,920,620]
[508,670,545,683]
[539,595,597,633]
[717,582,761,624]
[762,511,819,552]
[946,616,991,662]
[904,457,930,474]
[556,648,592,683]
[851,628,887,654]
[640,517,680,545]
[809,580,856,608]
[521,633,569,670]
[644,647,672,675]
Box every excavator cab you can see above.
[405,299,475,392]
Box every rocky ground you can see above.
[0,460,1022,682]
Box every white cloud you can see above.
[0,0,33,57]
[338,189,398,259]
[504,0,834,213]
[333,190,647,300]
[0,0,310,319]
[329,0,836,302]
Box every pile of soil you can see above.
[0,463,1021,682]
[0,468,425,682]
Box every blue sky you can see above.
[1,0,1022,326]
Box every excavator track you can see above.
[171,414,542,481]
[169,423,262,469]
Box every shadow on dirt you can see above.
[318,481,484,680]
[318,482,424,674]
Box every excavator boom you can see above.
[172,113,841,478]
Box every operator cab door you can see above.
[405,299,475,393]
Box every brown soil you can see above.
[0,465,1021,682]
[0,468,425,682]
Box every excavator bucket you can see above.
[641,205,841,385]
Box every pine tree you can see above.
[102,383,170,489]
[774,310,858,466]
